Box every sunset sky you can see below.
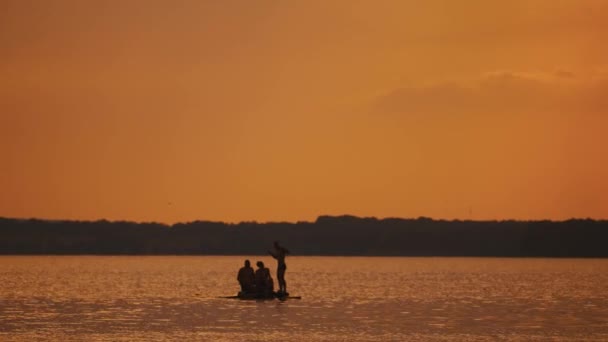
[1,0,607,223]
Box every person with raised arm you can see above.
[268,241,290,295]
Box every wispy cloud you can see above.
[374,69,608,117]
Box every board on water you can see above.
[220,293,301,301]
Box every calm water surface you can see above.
[1,256,607,341]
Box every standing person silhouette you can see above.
[268,241,290,295]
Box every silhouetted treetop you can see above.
[0,215,607,257]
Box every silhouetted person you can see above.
[237,259,255,294]
[254,261,274,297]
[268,241,290,294]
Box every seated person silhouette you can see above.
[254,261,274,297]
[237,259,255,294]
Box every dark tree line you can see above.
[0,215,606,257]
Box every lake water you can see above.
[1,256,607,341]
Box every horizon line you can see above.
[1,214,606,226]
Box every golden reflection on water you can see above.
[1,256,608,341]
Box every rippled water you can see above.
[1,256,607,341]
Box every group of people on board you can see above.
[237,241,290,297]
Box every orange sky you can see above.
[1,0,607,223]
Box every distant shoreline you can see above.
[1,215,607,257]
[3,215,606,226]
[0,254,606,259]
